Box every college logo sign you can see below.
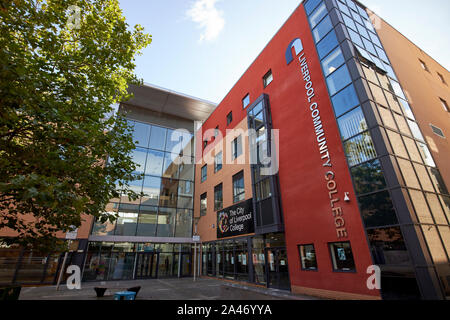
[217,199,254,239]
[285,38,304,65]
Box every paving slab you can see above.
[18,278,322,300]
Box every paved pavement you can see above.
[19,277,320,300]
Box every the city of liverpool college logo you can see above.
[218,212,229,234]
[285,37,304,65]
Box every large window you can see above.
[263,70,273,88]
[242,94,250,109]
[337,107,367,140]
[232,171,245,203]
[232,135,243,160]
[309,2,327,28]
[227,111,233,125]
[214,184,223,211]
[200,193,207,216]
[214,152,223,173]
[312,15,332,43]
[201,165,207,182]
[316,29,339,60]
[96,119,196,239]
[331,84,360,117]
[322,47,345,77]
[329,242,356,272]
[326,64,352,96]
[298,244,318,270]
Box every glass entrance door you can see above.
[266,247,290,291]
[135,252,158,279]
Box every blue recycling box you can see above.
[114,291,136,301]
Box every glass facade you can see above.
[201,233,289,290]
[83,242,192,281]
[91,119,195,239]
[306,0,450,299]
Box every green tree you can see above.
[0,0,152,252]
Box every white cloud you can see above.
[186,0,225,42]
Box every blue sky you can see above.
[119,0,450,104]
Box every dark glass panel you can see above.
[367,227,411,265]
[329,242,355,271]
[351,159,387,194]
[299,244,318,270]
[359,190,399,228]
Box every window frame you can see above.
[201,165,207,182]
[430,123,446,138]
[231,135,243,160]
[242,94,250,109]
[419,59,429,72]
[232,170,245,204]
[263,70,273,88]
[439,98,449,112]
[298,244,318,271]
[227,111,233,125]
[214,151,223,173]
[328,241,356,273]
[214,183,223,211]
[437,73,447,85]
[200,192,207,216]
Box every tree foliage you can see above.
[0,0,152,251]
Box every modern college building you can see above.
[0,0,449,300]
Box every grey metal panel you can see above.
[340,40,356,61]
[370,127,389,157]
[353,78,371,105]
[361,100,380,129]
[379,155,402,189]
[325,0,339,12]
[125,84,216,122]
[88,235,195,243]
[401,224,445,299]
[334,23,349,44]
[346,58,362,82]
[329,8,342,27]
[390,187,415,225]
